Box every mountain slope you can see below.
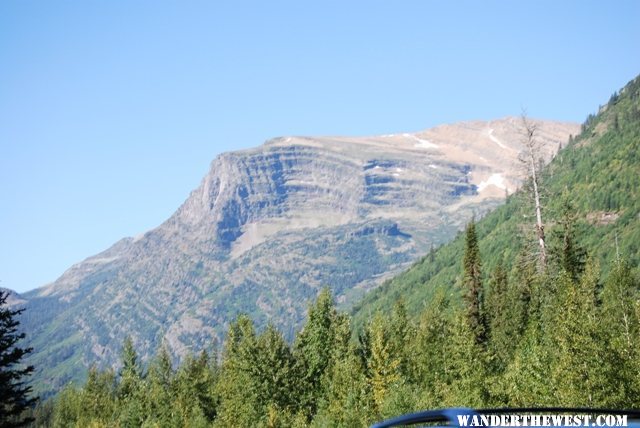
[17,118,577,394]
[352,75,640,327]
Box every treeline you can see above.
[353,74,640,327]
[32,215,640,427]
[32,74,640,426]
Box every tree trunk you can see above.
[522,115,547,269]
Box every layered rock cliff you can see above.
[19,117,579,394]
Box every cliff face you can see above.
[19,117,579,393]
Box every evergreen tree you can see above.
[253,324,296,415]
[52,385,82,428]
[462,221,487,344]
[442,312,486,407]
[0,290,37,427]
[215,315,262,426]
[314,348,371,428]
[509,249,538,335]
[145,346,178,426]
[116,337,145,428]
[495,256,551,406]
[173,350,218,422]
[599,258,640,407]
[117,337,143,409]
[218,320,298,426]
[485,264,507,330]
[485,263,511,370]
[293,288,340,418]
[366,313,401,412]
[412,290,451,408]
[77,366,117,425]
[314,315,372,427]
[550,262,607,406]
[386,300,414,382]
[374,300,421,419]
[498,318,552,407]
[550,197,586,281]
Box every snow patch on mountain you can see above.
[488,128,508,149]
[478,173,506,191]
[402,133,439,149]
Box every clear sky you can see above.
[1,1,639,293]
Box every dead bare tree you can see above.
[520,113,547,269]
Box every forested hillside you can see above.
[352,74,640,325]
[30,75,640,427]
[18,117,577,398]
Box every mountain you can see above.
[17,117,578,394]
[32,77,640,427]
[0,287,27,306]
[352,75,640,327]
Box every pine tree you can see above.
[52,385,82,428]
[215,315,262,426]
[412,290,451,408]
[498,318,552,407]
[550,197,586,281]
[145,346,178,426]
[386,300,414,381]
[314,314,372,427]
[507,249,538,339]
[442,312,486,407]
[314,347,371,428]
[117,336,142,402]
[550,262,607,406]
[462,221,487,345]
[173,350,218,422]
[253,324,296,415]
[218,320,298,425]
[78,366,117,425]
[116,337,145,427]
[493,255,550,406]
[0,290,37,427]
[485,263,512,371]
[293,288,340,418]
[599,258,640,407]
[366,313,401,412]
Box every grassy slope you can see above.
[352,74,640,328]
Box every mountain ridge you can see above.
[352,75,640,328]
[15,117,578,395]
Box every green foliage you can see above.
[78,367,117,424]
[293,288,342,418]
[215,315,262,426]
[117,336,142,406]
[353,75,640,326]
[37,74,640,426]
[484,263,512,370]
[367,313,402,411]
[441,312,487,407]
[315,345,372,427]
[410,290,451,407]
[549,263,605,406]
[599,258,640,407]
[549,197,587,281]
[51,385,82,427]
[42,253,640,425]
[0,290,37,427]
[462,221,486,344]
[497,319,551,407]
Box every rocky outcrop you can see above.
[19,117,579,394]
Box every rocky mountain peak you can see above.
[20,117,579,394]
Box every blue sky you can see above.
[1,1,639,293]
